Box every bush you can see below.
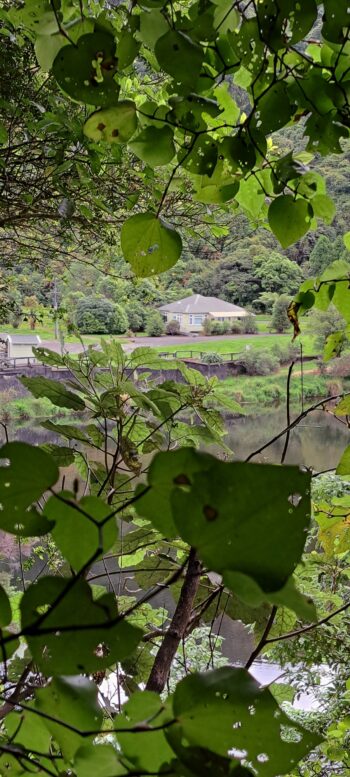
[113,304,129,334]
[166,319,181,335]
[271,342,299,364]
[126,304,146,333]
[210,320,230,335]
[240,348,279,376]
[201,352,224,364]
[145,312,165,336]
[76,296,126,334]
[202,318,213,335]
[230,320,242,334]
[241,314,258,334]
[271,295,291,332]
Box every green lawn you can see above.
[154,333,317,358]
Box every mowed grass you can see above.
[154,333,317,358]
[1,322,126,346]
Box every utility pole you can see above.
[53,278,59,340]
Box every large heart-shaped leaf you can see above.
[268,195,312,247]
[84,101,137,143]
[45,491,117,569]
[52,32,119,106]
[121,212,182,276]
[21,577,142,675]
[129,125,175,166]
[169,668,321,775]
[0,442,57,536]
[155,30,204,88]
[36,676,102,760]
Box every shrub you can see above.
[230,319,242,334]
[271,295,291,332]
[201,352,224,364]
[113,304,129,334]
[271,342,299,364]
[166,319,181,335]
[241,314,258,334]
[76,296,118,334]
[125,304,146,333]
[210,320,230,335]
[145,312,165,336]
[240,348,279,376]
[202,318,213,335]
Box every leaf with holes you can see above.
[168,668,321,775]
[268,196,312,248]
[45,491,117,569]
[172,456,311,594]
[0,442,57,536]
[21,577,143,675]
[84,101,137,143]
[135,448,213,537]
[121,213,182,277]
[52,32,119,106]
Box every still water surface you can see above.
[1,409,347,708]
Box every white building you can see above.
[0,334,41,359]
[159,294,252,333]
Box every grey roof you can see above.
[0,334,41,344]
[159,294,250,315]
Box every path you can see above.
[42,332,288,354]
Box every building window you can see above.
[190,314,204,325]
[172,314,181,321]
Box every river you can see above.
[1,408,348,710]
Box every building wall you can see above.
[9,344,35,359]
[163,311,245,332]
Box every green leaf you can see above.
[336,445,350,476]
[0,584,11,627]
[139,9,168,48]
[135,448,213,537]
[212,0,239,33]
[169,668,321,775]
[323,331,345,361]
[335,396,350,416]
[170,454,311,594]
[45,491,117,569]
[35,676,102,760]
[268,195,312,247]
[116,692,174,772]
[0,120,8,145]
[9,0,58,34]
[129,125,175,166]
[255,81,294,134]
[21,376,85,410]
[41,421,90,443]
[310,193,336,224]
[155,30,204,88]
[53,32,119,107]
[84,101,137,144]
[74,744,126,777]
[5,701,52,754]
[180,135,218,176]
[344,231,350,250]
[21,577,143,675]
[41,444,75,466]
[121,213,182,277]
[0,442,57,536]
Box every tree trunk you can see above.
[146,548,201,694]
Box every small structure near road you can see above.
[0,333,41,360]
[159,294,252,333]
